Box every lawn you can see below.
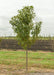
[0,50,54,70]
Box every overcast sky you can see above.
[0,0,54,36]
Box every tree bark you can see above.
[26,49,28,73]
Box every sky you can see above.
[0,0,54,36]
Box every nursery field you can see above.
[0,36,54,40]
[0,50,54,75]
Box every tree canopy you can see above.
[9,6,42,49]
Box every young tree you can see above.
[9,6,42,73]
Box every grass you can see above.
[0,50,54,70]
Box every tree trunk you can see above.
[26,49,28,73]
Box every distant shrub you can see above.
[0,38,2,42]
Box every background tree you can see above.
[9,6,42,73]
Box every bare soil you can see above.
[0,49,52,52]
[0,64,54,75]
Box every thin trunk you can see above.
[26,49,28,73]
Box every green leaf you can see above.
[9,6,42,50]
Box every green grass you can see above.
[0,50,54,69]
[38,37,54,40]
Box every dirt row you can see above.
[0,64,54,75]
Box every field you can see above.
[0,36,54,40]
[0,49,54,75]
